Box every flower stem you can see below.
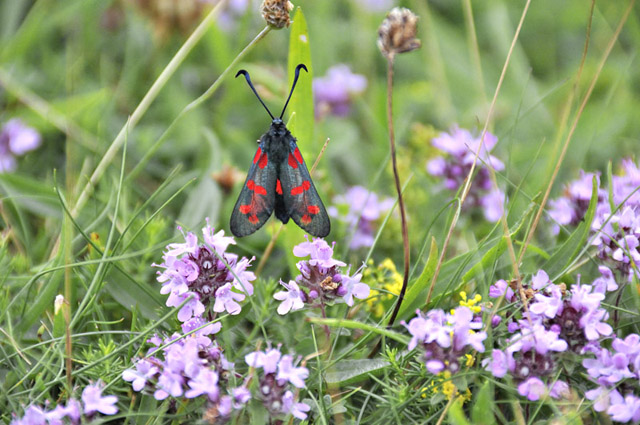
[128,25,272,182]
[70,1,230,218]
[385,56,410,329]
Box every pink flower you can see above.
[274,280,305,315]
[82,381,118,415]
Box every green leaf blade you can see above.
[287,7,314,154]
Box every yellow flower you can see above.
[464,354,475,367]
[458,291,482,314]
[364,258,403,317]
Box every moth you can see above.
[230,64,330,238]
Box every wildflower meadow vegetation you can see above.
[2,0,640,423]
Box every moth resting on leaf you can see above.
[230,64,330,238]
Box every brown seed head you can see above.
[320,276,339,291]
[261,0,294,29]
[212,164,243,195]
[377,7,421,59]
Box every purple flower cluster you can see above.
[583,334,640,423]
[548,171,604,234]
[122,323,249,419]
[273,237,370,314]
[403,306,487,375]
[329,186,394,250]
[245,347,311,420]
[11,382,117,424]
[487,270,616,402]
[549,159,640,281]
[0,119,41,173]
[592,205,640,281]
[154,219,255,323]
[313,64,367,119]
[426,126,505,222]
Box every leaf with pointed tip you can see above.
[287,7,314,154]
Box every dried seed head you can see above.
[320,276,339,291]
[261,0,294,29]
[377,7,421,59]
[212,164,243,195]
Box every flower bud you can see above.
[377,7,421,59]
[261,0,294,29]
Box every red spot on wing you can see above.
[254,185,267,195]
[239,205,252,214]
[288,153,298,169]
[301,214,311,224]
[307,205,320,214]
[294,147,303,164]
[276,179,283,195]
[258,152,268,169]
[290,180,311,196]
[253,148,262,164]
[247,179,267,195]
[248,214,259,224]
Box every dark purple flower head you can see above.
[485,269,623,404]
[493,270,613,353]
[123,328,234,413]
[330,186,393,250]
[427,126,505,222]
[155,219,255,322]
[275,237,369,312]
[313,65,367,118]
[245,347,311,420]
[0,119,41,173]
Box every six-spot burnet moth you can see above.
[230,64,331,238]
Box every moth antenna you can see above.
[279,64,308,119]
[236,69,275,120]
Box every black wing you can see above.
[277,138,330,237]
[230,144,277,237]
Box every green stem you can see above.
[127,25,272,181]
[385,57,410,329]
[70,1,229,218]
